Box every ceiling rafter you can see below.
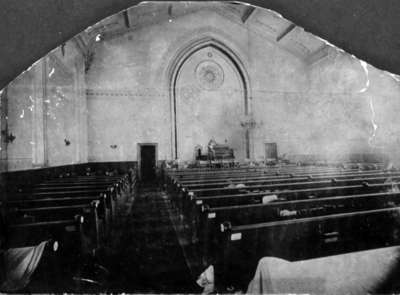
[241,6,255,23]
[123,10,130,28]
[276,23,296,42]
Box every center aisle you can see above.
[107,183,200,293]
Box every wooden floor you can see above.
[105,183,200,293]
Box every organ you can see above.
[208,143,234,162]
[194,141,235,167]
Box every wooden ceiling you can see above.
[81,3,328,63]
[1,0,400,89]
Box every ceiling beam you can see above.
[306,45,331,65]
[276,23,296,42]
[123,10,130,28]
[71,35,88,57]
[242,6,255,23]
[1,1,400,89]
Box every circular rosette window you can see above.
[195,60,224,90]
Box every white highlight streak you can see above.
[368,98,378,146]
[358,60,370,93]
[48,67,55,78]
[388,73,400,82]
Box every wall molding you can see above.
[86,88,167,98]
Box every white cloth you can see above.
[279,209,297,217]
[262,195,278,204]
[247,246,400,294]
[0,241,47,292]
[196,265,214,294]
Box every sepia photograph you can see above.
[1,0,400,293]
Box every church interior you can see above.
[2,1,400,293]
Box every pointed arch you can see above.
[168,37,251,159]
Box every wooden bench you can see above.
[176,168,386,185]
[168,167,396,222]
[177,181,400,222]
[8,201,102,249]
[6,215,85,250]
[168,164,365,175]
[1,166,137,292]
[12,189,116,220]
[43,175,129,193]
[199,191,400,265]
[169,167,360,182]
[164,164,397,290]
[215,206,400,290]
[167,167,390,205]
[4,172,133,248]
[182,170,398,189]
[186,175,400,197]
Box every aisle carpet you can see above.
[107,184,200,293]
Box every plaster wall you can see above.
[87,9,310,162]
[2,41,87,171]
[84,7,400,163]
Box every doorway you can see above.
[138,143,157,182]
[265,142,278,161]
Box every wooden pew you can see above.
[187,175,400,197]
[8,201,102,249]
[6,215,85,250]
[8,193,111,232]
[198,191,400,265]
[170,169,356,182]
[42,175,129,193]
[47,175,128,183]
[168,165,364,178]
[176,167,385,184]
[214,206,400,290]
[167,165,387,188]
[168,167,343,181]
[37,179,124,194]
[178,181,400,221]
[167,168,389,195]
[167,168,371,196]
[164,164,394,291]
[26,174,133,213]
[173,168,366,186]
[2,167,136,292]
[182,170,399,189]
[167,168,390,203]
[7,168,135,234]
[168,164,346,174]
[174,171,398,207]
[22,185,120,215]
[11,189,116,222]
